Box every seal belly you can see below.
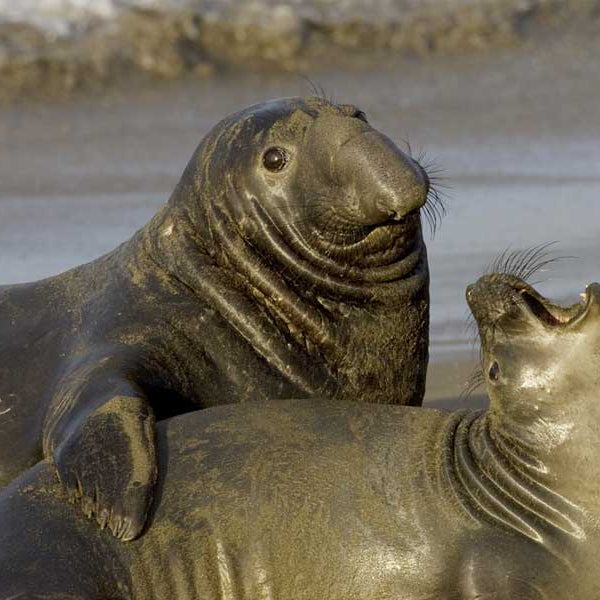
[127,400,461,600]
[0,462,131,598]
[0,399,581,598]
[129,524,243,600]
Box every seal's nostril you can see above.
[374,196,397,220]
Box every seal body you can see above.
[0,96,430,539]
[0,398,597,599]
[3,269,600,598]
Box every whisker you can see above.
[408,148,449,239]
[399,136,413,160]
[464,312,479,341]
[513,242,555,280]
[460,366,485,400]
[485,241,575,284]
[300,76,331,103]
[421,184,447,238]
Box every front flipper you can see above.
[52,394,157,541]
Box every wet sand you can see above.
[1,28,599,403]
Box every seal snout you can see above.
[333,130,429,226]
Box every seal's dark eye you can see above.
[489,361,500,382]
[263,147,287,172]
[353,110,368,123]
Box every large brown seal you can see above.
[0,96,431,540]
[1,271,599,598]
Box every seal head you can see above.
[155,96,431,403]
[168,97,429,297]
[467,274,600,440]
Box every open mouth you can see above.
[518,283,581,326]
[311,208,421,252]
[481,276,598,329]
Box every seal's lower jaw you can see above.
[298,209,425,284]
[320,209,421,247]
[323,212,423,270]
[364,211,421,244]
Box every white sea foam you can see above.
[0,0,584,39]
[0,0,519,37]
[0,0,188,37]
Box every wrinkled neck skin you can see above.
[442,402,600,569]
[488,392,600,516]
[140,161,429,405]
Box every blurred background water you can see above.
[1,0,599,398]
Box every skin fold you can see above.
[1,272,599,599]
[0,96,431,540]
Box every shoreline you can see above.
[1,0,599,101]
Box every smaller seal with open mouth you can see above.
[1,251,600,599]
[466,250,600,454]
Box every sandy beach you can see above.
[2,23,599,406]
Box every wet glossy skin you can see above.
[2,278,600,598]
[466,274,600,457]
[0,96,430,541]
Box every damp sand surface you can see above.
[1,28,600,404]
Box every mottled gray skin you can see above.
[2,278,600,599]
[0,96,430,540]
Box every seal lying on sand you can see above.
[1,272,599,599]
[0,96,432,540]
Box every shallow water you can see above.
[2,32,599,361]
